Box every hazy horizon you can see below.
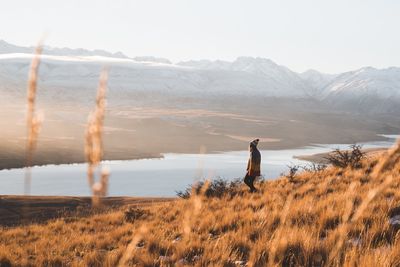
[1,0,400,73]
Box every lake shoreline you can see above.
[294,147,389,164]
[0,145,394,226]
[1,135,397,171]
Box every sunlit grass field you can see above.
[1,42,400,267]
[1,142,399,266]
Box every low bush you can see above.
[324,144,366,169]
[176,178,243,199]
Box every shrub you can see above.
[123,207,149,223]
[284,164,300,182]
[176,178,243,199]
[301,162,327,172]
[324,144,366,169]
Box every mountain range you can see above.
[1,40,399,168]
[0,40,399,113]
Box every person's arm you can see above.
[248,152,254,173]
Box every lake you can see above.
[0,136,398,197]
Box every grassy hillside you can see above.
[0,142,399,266]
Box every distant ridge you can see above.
[0,39,128,59]
[0,39,399,113]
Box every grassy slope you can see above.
[0,143,399,267]
[0,196,173,227]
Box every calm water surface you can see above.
[0,136,397,197]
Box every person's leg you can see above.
[249,175,257,192]
[244,174,252,190]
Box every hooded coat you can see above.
[247,142,261,177]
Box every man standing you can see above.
[244,139,261,192]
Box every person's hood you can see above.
[250,139,259,148]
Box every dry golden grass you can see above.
[1,142,399,266]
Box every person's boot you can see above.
[244,176,251,188]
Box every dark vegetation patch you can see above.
[324,144,366,169]
[176,178,244,199]
[123,207,150,223]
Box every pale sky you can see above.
[0,0,399,73]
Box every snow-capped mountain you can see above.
[0,51,313,100]
[322,67,400,99]
[320,67,400,113]
[0,40,399,113]
[300,69,337,96]
[177,57,312,97]
[178,57,305,82]
[177,59,231,70]
[133,56,172,64]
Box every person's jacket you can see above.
[247,147,261,176]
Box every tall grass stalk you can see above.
[268,193,294,266]
[24,43,43,195]
[117,226,148,267]
[85,69,109,206]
